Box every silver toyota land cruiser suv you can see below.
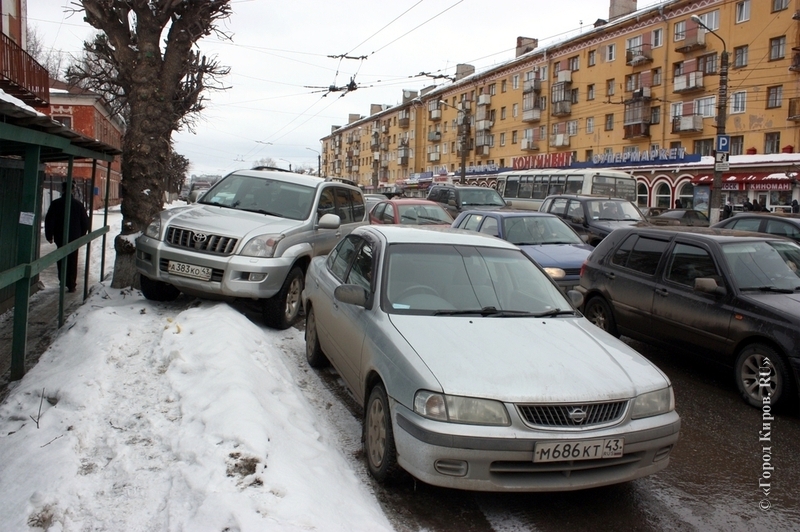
[136,169,366,329]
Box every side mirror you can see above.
[334,284,368,307]
[567,290,584,309]
[694,277,727,296]
[317,213,341,229]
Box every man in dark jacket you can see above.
[44,183,90,292]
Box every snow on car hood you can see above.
[161,204,302,238]
[518,243,593,270]
[389,315,668,403]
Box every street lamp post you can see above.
[691,15,728,225]
[306,147,321,177]
[439,100,471,184]
[279,158,292,172]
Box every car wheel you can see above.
[735,344,794,409]
[364,384,398,483]
[139,273,180,302]
[305,305,328,368]
[263,267,304,330]
[584,296,619,337]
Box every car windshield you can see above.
[199,174,315,220]
[459,188,506,207]
[722,241,800,291]
[397,204,453,225]
[587,200,644,221]
[503,216,583,245]
[383,243,571,316]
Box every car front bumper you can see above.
[135,234,293,300]
[392,401,680,492]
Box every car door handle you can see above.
[603,272,615,280]
[655,287,669,297]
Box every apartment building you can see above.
[322,0,800,211]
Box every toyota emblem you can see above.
[568,407,587,424]
[193,232,208,243]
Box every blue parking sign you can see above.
[716,135,730,153]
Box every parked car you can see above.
[302,225,680,492]
[369,198,453,226]
[539,194,646,246]
[640,206,668,219]
[426,184,508,218]
[136,169,366,329]
[364,194,387,212]
[711,212,800,244]
[451,209,593,292]
[577,226,800,409]
[648,209,710,227]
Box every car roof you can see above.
[355,224,519,248]
[620,224,791,243]
[455,209,557,219]
[728,212,800,221]
[383,198,443,205]
[545,194,632,201]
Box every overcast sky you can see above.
[29,0,665,178]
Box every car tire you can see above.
[263,267,304,330]
[139,274,180,302]
[584,296,619,337]
[735,344,794,409]
[305,305,329,368]
[364,384,399,483]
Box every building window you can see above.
[770,36,786,60]
[670,102,682,119]
[670,141,682,151]
[765,132,781,154]
[652,28,663,48]
[53,116,72,129]
[698,53,717,74]
[567,120,578,136]
[637,183,649,207]
[540,65,548,80]
[773,0,789,12]
[488,83,497,96]
[697,10,719,31]
[604,113,614,131]
[736,1,750,23]
[655,183,672,208]
[674,20,686,41]
[512,103,519,117]
[588,50,596,66]
[607,79,615,96]
[512,130,518,144]
[625,74,639,92]
[730,135,744,156]
[512,75,520,89]
[653,68,662,86]
[651,106,661,125]
[733,45,748,68]
[501,106,507,120]
[767,86,783,108]
[568,55,580,71]
[695,96,716,118]
[731,91,746,114]
[587,84,595,100]
[585,149,594,162]
[586,117,594,133]
[500,132,506,146]
[694,139,713,156]
[501,80,507,93]
[606,44,616,62]
[571,88,579,104]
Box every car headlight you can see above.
[241,234,284,258]
[631,387,674,419]
[543,267,566,280]
[414,391,510,426]
[144,216,161,238]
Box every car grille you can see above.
[517,400,628,429]
[563,268,581,277]
[166,226,238,255]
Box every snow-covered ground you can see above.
[0,206,394,531]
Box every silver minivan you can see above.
[136,169,366,328]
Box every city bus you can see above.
[495,168,637,211]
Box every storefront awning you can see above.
[691,172,797,190]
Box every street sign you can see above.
[715,151,730,171]
[716,135,730,153]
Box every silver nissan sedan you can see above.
[302,225,680,492]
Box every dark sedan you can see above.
[577,226,800,410]
[648,209,710,227]
[452,210,593,292]
[711,213,800,244]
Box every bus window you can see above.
[518,176,533,198]
[565,176,584,194]
[532,175,549,199]
[504,176,519,198]
[549,175,566,195]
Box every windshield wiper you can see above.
[240,208,283,217]
[741,286,798,294]
[530,308,577,318]
[434,306,502,316]
[434,307,560,317]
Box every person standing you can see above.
[674,198,683,209]
[722,200,733,220]
[792,199,799,213]
[44,183,90,293]
[751,199,760,212]
[743,198,753,211]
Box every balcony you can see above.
[626,87,652,102]
[523,79,541,93]
[476,145,490,156]
[428,131,442,142]
[475,119,493,131]
[626,44,653,66]
[428,152,440,162]
[674,31,706,53]
[790,50,800,72]
[351,165,359,172]
[673,71,704,93]
[381,159,389,168]
[788,98,800,121]
[380,141,388,150]
[398,116,410,128]
[429,109,442,121]
[370,137,379,149]
[549,134,570,148]
[381,124,389,133]
[398,147,410,158]
[522,107,542,122]
[458,100,472,112]
[552,100,572,117]
[0,34,49,107]
[478,94,491,106]
[671,114,704,134]
[623,122,651,139]
[520,138,539,151]
[556,70,572,83]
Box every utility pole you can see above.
[440,100,471,184]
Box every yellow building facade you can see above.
[321,0,800,211]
